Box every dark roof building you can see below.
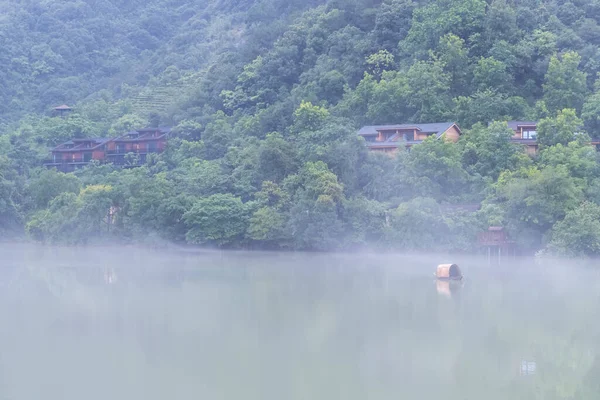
[43,127,172,173]
[358,122,462,153]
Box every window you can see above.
[83,152,92,162]
[522,129,537,139]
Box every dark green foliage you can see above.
[2,0,600,254]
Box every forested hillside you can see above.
[3,0,600,255]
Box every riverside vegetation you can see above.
[2,0,600,255]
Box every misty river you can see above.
[1,244,600,399]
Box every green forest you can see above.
[2,0,600,255]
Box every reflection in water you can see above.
[1,244,600,399]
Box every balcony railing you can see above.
[106,148,160,155]
[43,158,88,165]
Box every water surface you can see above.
[1,244,599,399]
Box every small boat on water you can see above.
[435,263,463,281]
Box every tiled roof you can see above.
[358,122,458,137]
[358,122,459,148]
[506,121,537,130]
[52,137,113,152]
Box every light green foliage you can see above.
[247,206,288,243]
[403,0,487,57]
[547,202,600,257]
[460,122,528,180]
[247,181,291,244]
[202,111,234,160]
[292,102,330,134]
[538,141,599,180]
[582,75,600,136]
[494,165,584,233]
[453,90,529,128]
[537,109,583,148]
[473,57,511,93]
[366,50,395,78]
[184,194,249,246]
[109,114,147,136]
[436,34,469,94]
[404,59,451,122]
[402,136,468,199]
[27,169,81,209]
[285,161,345,250]
[26,185,113,244]
[543,51,587,113]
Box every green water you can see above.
[1,244,599,400]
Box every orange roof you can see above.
[54,104,72,111]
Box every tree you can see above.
[173,120,203,141]
[27,168,81,210]
[202,111,234,160]
[538,140,598,181]
[341,196,387,247]
[291,101,330,134]
[403,0,487,58]
[246,181,291,245]
[537,109,583,148]
[547,202,600,257]
[405,59,451,122]
[284,161,345,250]
[460,122,528,180]
[542,51,587,113]
[0,155,21,233]
[582,74,600,136]
[402,136,468,200]
[384,197,447,250]
[366,50,395,78]
[473,57,512,93]
[372,0,415,52]
[437,34,470,94]
[494,165,584,233]
[26,184,114,244]
[256,133,299,183]
[183,194,249,246]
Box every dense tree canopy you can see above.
[3,0,600,256]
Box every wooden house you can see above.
[507,121,539,155]
[478,226,516,257]
[44,127,171,172]
[105,127,171,167]
[358,122,462,154]
[43,138,113,173]
[506,121,600,154]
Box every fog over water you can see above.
[1,243,600,399]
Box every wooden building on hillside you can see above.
[506,120,600,155]
[507,121,539,155]
[43,137,113,173]
[43,127,171,172]
[358,122,462,154]
[105,127,170,167]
